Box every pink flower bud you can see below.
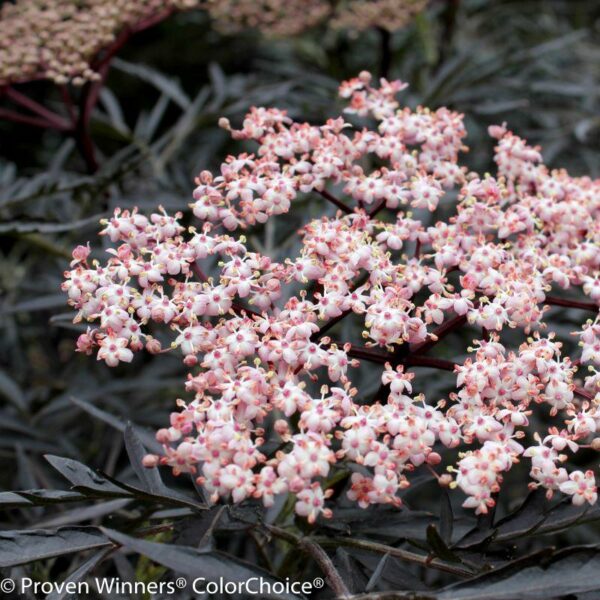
[146,338,162,354]
[71,243,91,264]
[274,419,289,436]
[438,474,453,487]
[184,354,198,366]
[426,452,442,465]
[142,454,159,468]
[76,332,95,355]
[488,123,507,139]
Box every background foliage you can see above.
[1,1,600,598]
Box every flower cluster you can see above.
[331,0,427,33]
[0,0,198,85]
[202,0,426,36]
[64,71,600,520]
[0,0,426,86]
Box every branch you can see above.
[0,108,67,130]
[73,8,177,172]
[300,538,351,599]
[60,85,77,126]
[314,536,474,578]
[377,27,392,79]
[263,525,350,598]
[368,200,386,219]
[404,355,457,371]
[4,86,71,130]
[345,344,389,364]
[410,313,468,356]
[318,189,353,214]
[310,272,371,342]
[574,386,594,402]
[545,295,598,313]
[313,308,353,341]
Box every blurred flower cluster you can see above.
[63,72,600,521]
[0,0,199,85]
[0,0,426,87]
[203,0,427,36]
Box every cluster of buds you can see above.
[0,0,198,85]
[331,0,427,32]
[0,0,426,86]
[64,71,600,520]
[202,0,426,36]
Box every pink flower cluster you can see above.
[63,71,600,519]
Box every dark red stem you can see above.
[545,296,598,313]
[0,108,68,130]
[411,313,468,356]
[317,189,353,214]
[4,86,71,130]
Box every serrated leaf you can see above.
[0,369,27,410]
[99,470,207,512]
[100,527,302,599]
[1,294,66,315]
[34,498,131,529]
[0,491,33,508]
[173,506,226,550]
[492,489,548,542]
[440,490,454,545]
[333,548,368,595]
[365,553,389,593]
[426,525,460,563]
[112,58,191,110]
[0,527,109,567]
[17,489,88,505]
[0,214,103,234]
[46,548,112,600]
[69,396,161,453]
[437,546,600,600]
[45,455,131,498]
[124,423,165,495]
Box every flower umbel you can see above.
[63,72,600,520]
